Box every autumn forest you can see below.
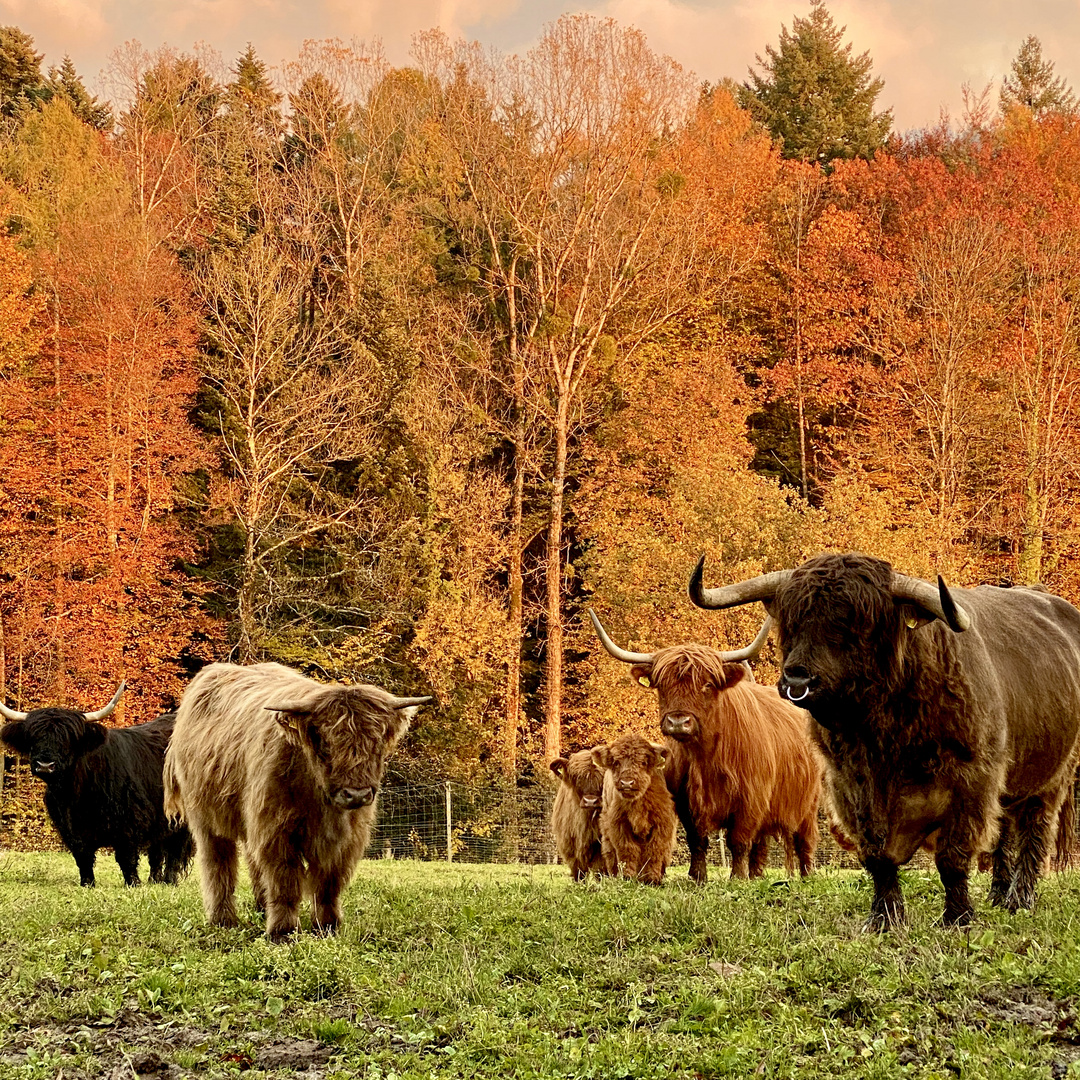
[1,7,1079,793]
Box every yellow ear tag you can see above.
[905,615,918,629]
[638,676,651,688]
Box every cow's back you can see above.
[167,663,294,840]
[929,585,1080,801]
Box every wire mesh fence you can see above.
[0,759,1059,875]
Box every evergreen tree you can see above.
[0,25,44,116]
[227,44,282,142]
[1000,35,1077,118]
[45,56,112,131]
[739,0,891,167]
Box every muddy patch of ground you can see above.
[1,1010,341,1077]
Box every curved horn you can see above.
[718,616,774,663]
[688,555,793,611]
[890,573,971,633]
[588,609,654,665]
[0,699,28,722]
[386,694,434,710]
[83,682,126,722]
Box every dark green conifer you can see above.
[739,0,891,166]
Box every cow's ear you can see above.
[629,664,654,689]
[722,662,748,689]
[650,743,668,770]
[550,758,569,779]
[0,721,29,754]
[77,723,107,755]
[898,603,934,631]
[384,707,413,746]
[266,705,310,745]
[591,745,612,770]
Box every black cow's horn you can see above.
[688,555,793,611]
[890,573,971,633]
[588,609,654,665]
[0,699,28,722]
[83,682,126,722]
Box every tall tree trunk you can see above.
[543,392,570,763]
[238,515,258,663]
[52,274,66,699]
[504,419,524,778]
[503,271,525,778]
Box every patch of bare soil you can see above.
[1,1010,341,1077]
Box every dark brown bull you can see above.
[590,611,821,883]
[689,551,1080,928]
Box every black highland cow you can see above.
[689,551,1080,929]
[0,684,193,887]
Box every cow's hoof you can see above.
[267,927,298,943]
[940,908,973,928]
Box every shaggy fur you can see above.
[164,662,424,939]
[632,645,822,883]
[0,710,192,887]
[724,551,1080,928]
[550,749,607,881]
[593,734,677,885]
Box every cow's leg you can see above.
[728,821,755,880]
[251,847,304,941]
[779,830,798,877]
[162,831,193,885]
[794,817,817,877]
[617,844,641,881]
[727,836,752,879]
[115,846,141,887]
[749,836,770,878]
[988,814,1015,907]
[148,843,165,884]
[935,848,974,927]
[1009,794,1060,912]
[863,855,904,930]
[601,835,618,878]
[250,861,268,914]
[638,853,664,886]
[194,827,239,928]
[312,867,346,934]
[681,809,709,885]
[72,847,96,888]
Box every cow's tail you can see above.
[1054,778,1076,871]
[162,746,186,825]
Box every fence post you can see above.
[445,780,453,863]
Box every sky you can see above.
[5,0,1080,133]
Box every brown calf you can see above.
[550,749,608,881]
[593,734,677,885]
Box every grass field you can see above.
[3,853,1080,1078]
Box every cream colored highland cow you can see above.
[164,661,430,940]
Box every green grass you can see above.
[3,853,1080,1078]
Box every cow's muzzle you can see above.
[332,786,377,810]
[31,759,57,778]
[779,666,816,708]
[661,714,695,739]
[580,795,601,811]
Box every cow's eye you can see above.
[308,726,324,756]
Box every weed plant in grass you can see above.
[2,853,1080,1078]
